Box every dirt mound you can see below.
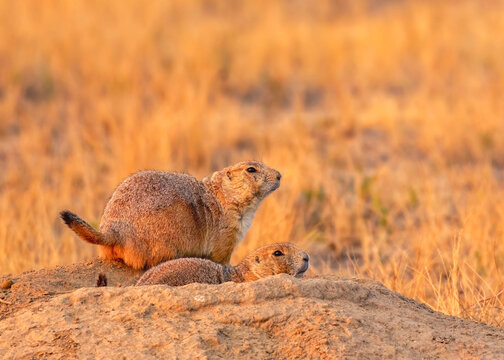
[1,261,504,359]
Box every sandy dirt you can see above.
[1,260,504,359]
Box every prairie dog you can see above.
[61,161,281,269]
[136,243,310,286]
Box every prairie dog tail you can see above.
[60,210,115,246]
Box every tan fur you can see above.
[61,161,281,269]
[135,243,310,286]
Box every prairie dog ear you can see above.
[227,171,232,181]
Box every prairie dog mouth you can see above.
[294,261,310,278]
[262,180,280,196]
[294,269,307,278]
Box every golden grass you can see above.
[1,0,504,326]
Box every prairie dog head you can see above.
[204,161,281,209]
[246,243,310,279]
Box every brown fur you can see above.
[135,243,310,286]
[61,161,281,269]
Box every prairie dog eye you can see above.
[273,250,284,256]
[246,167,257,173]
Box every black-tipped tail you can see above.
[60,210,78,227]
[60,210,114,246]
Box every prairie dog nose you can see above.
[276,171,282,181]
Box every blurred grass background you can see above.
[1,0,504,326]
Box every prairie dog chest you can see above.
[238,208,256,241]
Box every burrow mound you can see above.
[1,260,504,359]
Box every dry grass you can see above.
[1,0,504,326]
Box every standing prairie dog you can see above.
[61,161,281,269]
[136,243,310,286]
